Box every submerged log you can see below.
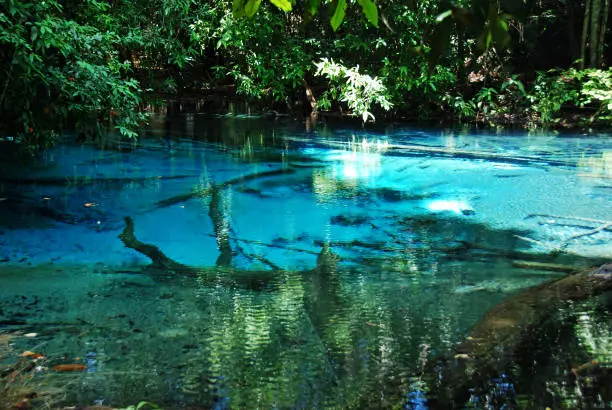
[304,139,576,168]
[427,263,612,407]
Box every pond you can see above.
[0,115,611,409]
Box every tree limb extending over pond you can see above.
[428,262,612,407]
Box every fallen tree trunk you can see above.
[426,263,612,407]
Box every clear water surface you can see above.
[0,115,611,409]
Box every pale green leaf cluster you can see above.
[578,69,612,114]
[529,68,612,125]
[314,58,392,123]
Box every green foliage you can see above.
[1,0,608,144]
[474,87,499,118]
[528,68,612,126]
[576,69,612,120]
[357,0,379,28]
[430,0,514,65]
[381,58,457,116]
[444,95,476,121]
[0,0,148,150]
[314,58,392,123]
[269,0,293,12]
[529,68,612,125]
[330,0,348,31]
[193,2,312,105]
[529,70,580,126]
[232,0,378,31]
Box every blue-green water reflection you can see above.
[0,116,610,408]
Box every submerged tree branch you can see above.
[154,168,296,209]
[117,213,612,408]
[118,216,189,271]
[560,221,612,248]
[117,215,339,287]
[520,213,612,253]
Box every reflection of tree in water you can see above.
[5,152,606,408]
[189,255,448,408]
[117,156,611,407]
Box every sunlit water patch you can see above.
[0,117,610,409]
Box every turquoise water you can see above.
[0,116,611,409]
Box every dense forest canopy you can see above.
[1,0,612,150]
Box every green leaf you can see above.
[232,0,246,17]
[305,0,321,17]
[490,15,510,50]
[436,9,452,23]
[357,0,378,27]
[244,0,262,17]
[269,0,292,12]
[330,0,347,31]
[31,25,38,42]
[477,28,493,51]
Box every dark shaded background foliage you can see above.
[1,0,611,150]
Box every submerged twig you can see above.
[514,234,556,250]
[560,222,612,248]
[217,234,320,256]
[521,213,612,252]
[251,254,282,270]
[511,260,580,273]
[313,239,394,251]
[0,174,196,186]
[526,213,611,226]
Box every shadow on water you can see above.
[0,115,610,409]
